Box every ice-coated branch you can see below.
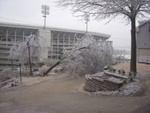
[62,35,113,77]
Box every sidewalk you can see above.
[22,74,62,86]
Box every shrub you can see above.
[59,68,64,73]
[109,68,113,72]
[0,68,13,82]
[54,69,58,73]
[128,72,136,82]
[113,69,116,73]
[118,70,121,74]
[38,65,49,76]
[121,69,125,75]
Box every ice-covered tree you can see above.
[9,35,42,76]
[62,35,113,77]
[44,35,113,76]
[57,0,150,75]
[9,45,20,71]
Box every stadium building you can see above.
[0,22,111,66]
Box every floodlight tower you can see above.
[84,13,90,33]
[41,5,49,29]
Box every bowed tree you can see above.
[9,35,42,76]
[62,35,113,77]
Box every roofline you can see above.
[138,20,150,27]
[0,22,111,39]
[47,27,111,39]
[0,22,40,30]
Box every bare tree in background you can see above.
[9,35,42,76]
[114,49,127,63]
[57,0,150,75]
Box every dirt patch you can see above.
[112,63,150,74]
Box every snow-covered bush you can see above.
[118,80,144,96]
[0,68,19,82]
[38,65,50,76]
[62,35,113,77]
[0,69,12,82]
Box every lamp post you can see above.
[41,5,49,29]
[84,13,90,33]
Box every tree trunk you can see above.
[27,42,33,76]
[19,63,22,83]
[130,17,137,74]
[43,60,61,76]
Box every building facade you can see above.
[137,20,150,63]
[0,22,111,66]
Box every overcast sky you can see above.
[0,0,131,51]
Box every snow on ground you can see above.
[107,77,124,84]
[118,80,144,96]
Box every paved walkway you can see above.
[0,74,150,113]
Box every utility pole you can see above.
[84,13,90,33]
[41,5,49,29]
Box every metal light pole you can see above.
[84,13,90,33]
[41,5,49,29]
